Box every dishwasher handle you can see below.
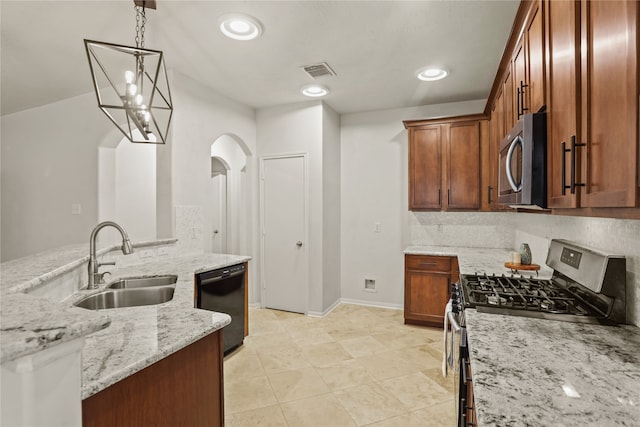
[198,264,246,286]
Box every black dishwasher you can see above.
[195,263,245,355]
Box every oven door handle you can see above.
[447,310,461,369]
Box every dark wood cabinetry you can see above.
[404,255,459,327]
[405,117,484,211]
[82,330,224,427]
[547,0,639,210]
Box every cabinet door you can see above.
[409,126,442,209]
[546,0,580,208]
[580,0,638,207]
[404,270,451,326]
[527,1,545,113]
[513,37,527,120]
[503,67,516,131]
[488,104,500,209]
[447,122,480,209]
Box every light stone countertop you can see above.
[404,245,553,279]
[403,245,639,426]
[1,242,249,399]
[466,310,640,426]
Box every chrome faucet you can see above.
[87,221,134,289]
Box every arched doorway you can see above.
[210,135,247,254]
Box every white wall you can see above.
[1,93,115,261]
[322,104,341,310]
[169,72,259,300]
[340,100,486,307]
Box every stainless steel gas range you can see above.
[446,239,627,427]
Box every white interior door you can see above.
[210,173,227,253]
[262,155,307,313]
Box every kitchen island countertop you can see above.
[1,242,249,399]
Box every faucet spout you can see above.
[88,221,134,289]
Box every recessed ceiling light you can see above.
[219,13,263,41]
[417,67,449,81]
[301,84,330,97]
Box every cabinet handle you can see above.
[438,188,441,206]
[462,357,470,384]
[561,141,570,195]
[447,189,451,205]
[570,135,586,194]
[516,87,521,119]
[487,185,492,204]
[519,80,529,118]
[419,262,438,266]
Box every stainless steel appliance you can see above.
[196,263,246,355]
[445,239,627,426]
[498,112,547,209]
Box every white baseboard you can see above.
[339,298,403,311]
[307,298,341,318]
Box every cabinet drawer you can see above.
[405,255,451,272]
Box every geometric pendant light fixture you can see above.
[84,0,172,144]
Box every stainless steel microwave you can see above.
[498,112,547,209]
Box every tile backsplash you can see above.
[410,211,640,326]
[409,211,516,248]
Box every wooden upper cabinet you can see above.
[503,66,516,132]
[547,0,638,209]
[448,121,481,209]
[546,0,580,209]
[405,116,484,211]
[513,37,527,120]
[409,125,442,209]
[527,1,545,114]
[579,0,638,208]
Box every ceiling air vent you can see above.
[302,62,336,79]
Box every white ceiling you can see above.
[1,1,519,116]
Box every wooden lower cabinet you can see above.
[82,330,224,427]
[404,255,459,327]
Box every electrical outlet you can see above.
[158,247,169,256]
[139,250,153,258]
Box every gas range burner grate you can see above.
[462,274,596,316]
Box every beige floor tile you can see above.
[225,404,288,427]
[413,400,457,426]
[267,367,331,403]
[371,331,432,351]
[381,372,452,410]
[280,393,357,427]
[422,367,456,393]
[258,345,311,373]
[362,411,433,427]
[339,335,389,358]
[224,375,278,415]
[358,351,424,381]
[250,318,288,337]
[384,345,441,371]
[288,327,335,346]
[224,346,266,381]
[315,359,377,391]
[245,331,297,352]
[334,383,408,426]
[302,341,353,367]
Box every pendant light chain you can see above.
[134,5,146,49]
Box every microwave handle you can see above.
[505,136,523,192]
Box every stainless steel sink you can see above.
[74,286,175,310]
[107,275,178,289]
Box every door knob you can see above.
[296,241,303,247]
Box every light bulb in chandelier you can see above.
[127,83,137,97]
[124,70,135,84]
[135,94,144,105]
